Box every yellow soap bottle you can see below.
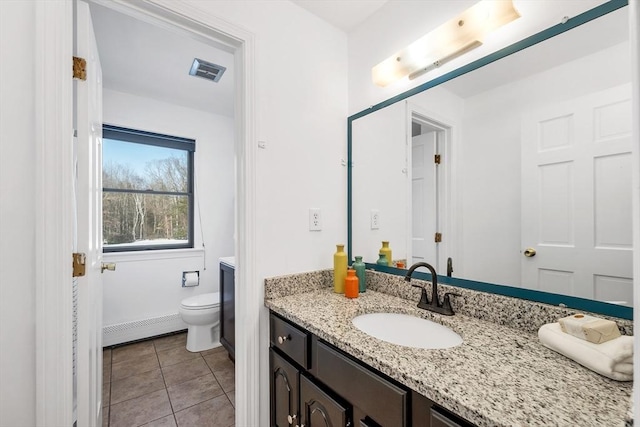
[333,244,347,293]
[380,241,392,267]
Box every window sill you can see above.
[103,247,204,263]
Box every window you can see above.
[102,125,195,252]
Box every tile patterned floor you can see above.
[103,333,235,427]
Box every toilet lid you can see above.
[181,292,220,309]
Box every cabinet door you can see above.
[358,416,382,427]
[271,349,300,427]
[300,375,350,427]
[431,408,467,427]
[220,264,235,359]
[412,391,476,427]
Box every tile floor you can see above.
[103,332,235,427]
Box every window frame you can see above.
[102,124,195,253]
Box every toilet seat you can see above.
[180,292,220,310]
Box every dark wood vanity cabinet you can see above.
[269,311,476,427]
[220,262,235,360]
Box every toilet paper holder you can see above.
[182,271,200,287]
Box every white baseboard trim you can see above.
[103,313,187,347]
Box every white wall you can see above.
[101,88,234,337]
[352,102,407,262]
[0,2,37,426]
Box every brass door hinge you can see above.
[72,253,86,277]
[435,232,442,243]
[434,154,441,165]
[73,57,87,80]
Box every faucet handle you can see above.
[442,292,462,312]
[411,284,430,305]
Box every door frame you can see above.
[34,2,74,425]
[34,1,258,425]
[405,102,459,275]
[630,0,640,405]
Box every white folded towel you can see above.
[538,322,633,381]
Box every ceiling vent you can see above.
[189,58,226,83]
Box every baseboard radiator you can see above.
[103,313,187,347]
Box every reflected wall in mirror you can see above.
[350,5,633,308]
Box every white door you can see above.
[411,131,439,265]
[521,84,633,304]
[75,1,105,425]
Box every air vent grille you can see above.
[189,58,226,83]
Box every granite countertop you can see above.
[265,288,632,427]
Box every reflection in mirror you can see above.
[351,5,632,308]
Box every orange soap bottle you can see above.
[345,269,359,299]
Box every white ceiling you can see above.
[89,2,235,117]
[291,0,389,32]
[87,1,386,118]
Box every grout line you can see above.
[107,375,167,407]
[224,391,234,408]
[155,344,176,417]
[171,387,227,414]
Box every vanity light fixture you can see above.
[372,0,521,86]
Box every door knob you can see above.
[523,248,536,257]
[101,262,116,273]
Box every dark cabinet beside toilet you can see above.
[220,258,235,360]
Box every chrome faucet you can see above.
[404,262,459,316]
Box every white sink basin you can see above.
[352,313,463,349]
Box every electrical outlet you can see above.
[309,208,322,231]
[371,210,380,229]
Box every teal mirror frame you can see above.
[347,0,632,320]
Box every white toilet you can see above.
[179,292,221,352]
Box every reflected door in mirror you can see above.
[521,83,633,306]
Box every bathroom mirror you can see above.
[349,2,633,317]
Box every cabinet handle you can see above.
[278,335,290,344]
[287,414,296,424]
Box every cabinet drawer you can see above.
[312,339,407,427]
[270,313,310,368]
